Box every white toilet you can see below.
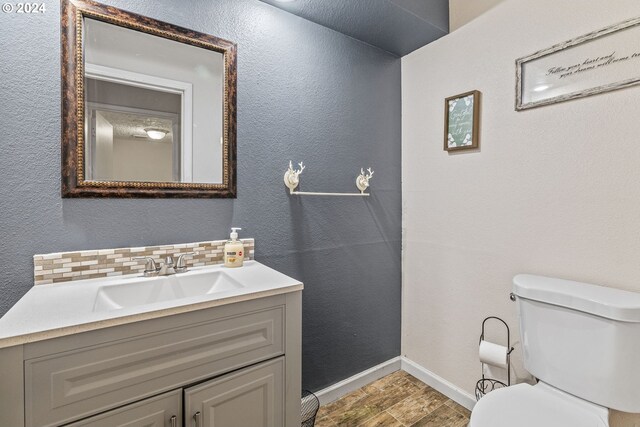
[470,274,640,427]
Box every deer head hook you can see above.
[356,167,374,194]
[284,161,305,193]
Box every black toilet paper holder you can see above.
[475,316,515,401]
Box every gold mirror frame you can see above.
[61,0,237,198]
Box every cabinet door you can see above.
[185,357,284,427]
[65,390,182,427]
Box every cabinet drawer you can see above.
[64,390,182,427]
[26,306,284,427]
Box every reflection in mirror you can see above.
[83,18,224,184]
[85,102,182,182]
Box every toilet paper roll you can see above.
[479,340,508,368]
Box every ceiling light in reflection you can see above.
[144,128,168,140]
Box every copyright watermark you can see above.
[2,3,46,13]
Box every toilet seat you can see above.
[469,382,609,427]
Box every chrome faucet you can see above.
[175,252,194,273]
[134,253,194,277]
[158,256,176,276]
[133,256,159,277]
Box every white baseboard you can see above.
[314,357,402,405]
[401,357,476,411]
[313,356,476,412]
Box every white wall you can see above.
[449,0,505,31]
[402,0,640,419]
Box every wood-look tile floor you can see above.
[314,371,470,427]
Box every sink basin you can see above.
[93,270,244,312]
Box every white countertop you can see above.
[0,261,303,349]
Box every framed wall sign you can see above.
[444,90,480,152]
[516,16,640,110]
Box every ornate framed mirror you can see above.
[61,0,237,198]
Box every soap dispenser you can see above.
[224,227,244,268]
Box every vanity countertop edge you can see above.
[0,261,303,349]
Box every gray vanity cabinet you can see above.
[0,292,301,427]
[25,306,284,426]
[65,357,285,427]
[65,390,182,427]
[185,357,285,427]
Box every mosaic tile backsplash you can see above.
[33,238,255,285]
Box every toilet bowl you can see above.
[469,274,640,427]
[469,382,609,427]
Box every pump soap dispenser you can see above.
[224,227,244,268]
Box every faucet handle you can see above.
[132,256,159,277]
[175,252,195,273]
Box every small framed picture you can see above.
[444,90,480,152]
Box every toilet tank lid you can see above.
[513,274,640,322]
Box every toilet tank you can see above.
[513,274,640,413]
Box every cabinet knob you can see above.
[170,415,177,427]
[193,411,201,427]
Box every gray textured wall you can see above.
[0,0,401,391]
